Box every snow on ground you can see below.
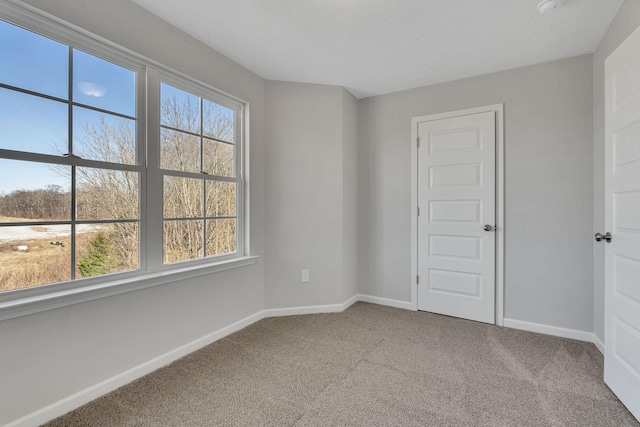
[0,224,100,243]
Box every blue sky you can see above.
[0,18,135,193]
[0,18,234,194]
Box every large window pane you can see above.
[161,128,200,173]
[0,159,71,221]
[163,176,203,219]
[0,224,71,291]
[203,140,234,177]
[73,49,136,117]
[73,107,136,164]
[163,220,203,264]
[206,219,236,256]
[203,100,233,142]
[206,181,236,217]
[76,222,138,278]
[160,80,241,264]
[0,19,68,99]
[161,83,200,134]
[0,88,68,156]
[76,168,139,220]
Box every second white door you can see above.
[417,111,496,324]
[603,23,640,421]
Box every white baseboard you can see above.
[504,318,605,355]
[357,294,415,311]
[263,294,359,317]
[22,296,600,426]
[6,310,265,427]
[592,333,605,355]
[8,295,363,427]
[503,318,596,344]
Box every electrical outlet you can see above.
[301,269,310,283]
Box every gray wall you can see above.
[1,0,632,423]
[592,0,640,344]
[1,0,266,424]
[358,55,594,332]
[264,82,358,309]
[342,88,359,301]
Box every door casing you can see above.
[410,104,505,325]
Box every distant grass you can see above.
[0,235,73,292]
[0,231,143,292]
[0,233,97,292]
[0,226,205,292]
[0,216,43,223]
[30,226,49,232]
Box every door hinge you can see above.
[417,137,420,148]
[417,206,420,216]
[417,275,420,285]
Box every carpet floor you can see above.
[44,302,638,426]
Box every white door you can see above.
[417,111,496,324]
[603,24,640,421]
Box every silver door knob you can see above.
[483,224,493,232]
[594,232,612,243]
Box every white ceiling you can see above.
[130,0,624,99]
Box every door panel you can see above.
[429,200,482,222]
[429,235,481,260]
[604,23,640,422]
[429,163,482,188]
[417,111,495,324]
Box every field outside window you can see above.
[0,18,140,292]
[0,15,245,296]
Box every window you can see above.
[0,11,246,297]
[160,82,240,264]
[0,19,140,292]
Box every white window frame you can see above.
[152,71,245,269]
[0,2,255,322]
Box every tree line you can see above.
[0,185,70,220]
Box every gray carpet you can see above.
[44,302,638,426]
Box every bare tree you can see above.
[80,93,237,267]
[1,94,237,290]
[0,185,70,220]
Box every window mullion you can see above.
[145,68,164,270]
[70,166,77,280]
[136,65,148,272]
[236,104,245,255]
[200,97,207,257]
[67,46,73,156]
[203,180,208,258]
[68,46,76,280]
[159,169,238,183]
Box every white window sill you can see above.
[0,255,259,322]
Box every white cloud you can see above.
[78,82,107,97]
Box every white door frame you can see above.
[410,104,505,325]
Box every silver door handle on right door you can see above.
[594,232,612,243]
[483,224,493,232]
